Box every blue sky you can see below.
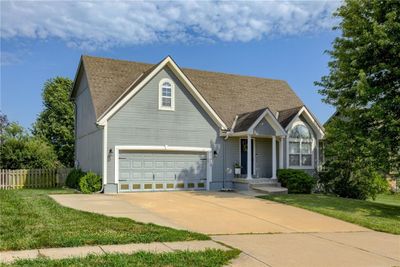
[1,1,340,129]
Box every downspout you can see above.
[220,116,238,191]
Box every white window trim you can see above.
[286,121,315,169]
[158,78,175,111]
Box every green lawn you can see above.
[0,189,208,251]
[3,249,240,267]
[260,194,400,234]
[369,193,400,207]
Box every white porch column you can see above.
[247,134,252,179]
[272,136,277,179]
[279,137,284,169]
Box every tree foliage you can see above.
[316,0,399,199]
[0,122,60,169]
[33,77,75,167]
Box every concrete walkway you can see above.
[215,232,400,267]
[52,191,367,234]
[51,192,400,267]
[0,240,229,264]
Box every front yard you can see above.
[260,194,400,234]
[0,189,208,251]
[4,249,240,267]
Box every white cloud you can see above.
[0,0,340,50]
[1,51,22,66]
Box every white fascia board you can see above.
[285,107,324,139]
[97,57,168,125]
[248,109,287,136]
[70,58,83,100]
[231,115,239,131]
[167,58,228,130]
[302,107,325,137]
[97,56,228,130]
[115,145,211,152]
[265,109,287,136]
[221,131,249,137]
[248,109,269,133]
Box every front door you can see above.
[240,139,254,175]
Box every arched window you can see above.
[158,79,175,110]
[289,123,313,167]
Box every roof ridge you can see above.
[82,55,155,66]
[82,54,287,83]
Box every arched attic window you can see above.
[288,123,313,167]
[158,78,175,111]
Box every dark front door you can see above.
[240,139,254,175]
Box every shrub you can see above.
[65,169,86,189]
[332,169,388,200]
[79,172,102,194]
[277,169,316,194]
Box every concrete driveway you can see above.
[52,191,400,267]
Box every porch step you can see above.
[250,186,288,195]
[233,178,280,186]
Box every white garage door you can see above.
[118,151,207,192]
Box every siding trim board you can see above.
[102,122,107,185]
[114,145,212,192]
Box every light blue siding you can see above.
[255,138,272,178]
[74,69,104,175]
[106,67,224,189]
[223,137,240,180]
[254,118,276,136]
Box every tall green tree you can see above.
[0,122,60,169]
[317,0,399,199]
[33,77,75,167]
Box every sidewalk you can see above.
[0,240,230,264]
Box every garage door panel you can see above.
[119,160,131,169]
[132,172,142,179]
[155,161,164,168]
[119,151,207,192]
[144,161,153,168]
[144,172,153,180]
[119,171,130,180]
[132,161,142,168]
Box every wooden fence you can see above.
[0,168,73,190]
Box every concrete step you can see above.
[250,186,288,195]
[250,182,281,188]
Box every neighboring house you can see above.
[71,55,325,193]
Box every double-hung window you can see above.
[159,79,175,110]
[289,124,313,167]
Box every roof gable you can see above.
[73,55,304,128]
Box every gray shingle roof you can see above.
[277,106,303,128]
[233,108,267,132]
[74,55,304,128]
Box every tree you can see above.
[33,77,75,167]
[316,0,399,199]
[0,112,10,146]
[0,122,60,169]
